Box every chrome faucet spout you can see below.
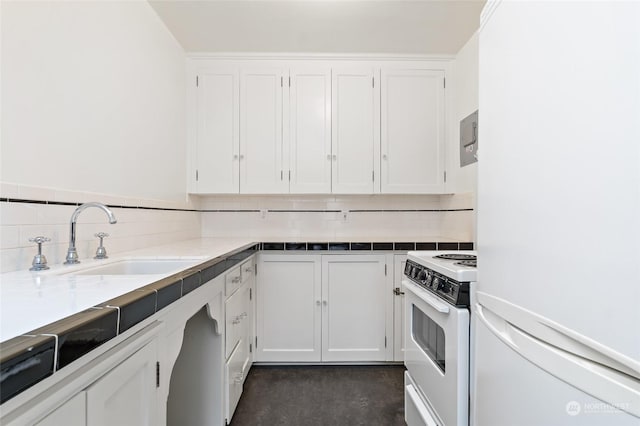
[65,202,117,265]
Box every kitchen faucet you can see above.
[64,202,117,265]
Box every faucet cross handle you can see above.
[94,232,109,240]
[29,236,51,246]
[94,232,110,260]
[29,236,51,271]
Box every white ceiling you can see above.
[148,0,485,55]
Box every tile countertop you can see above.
[0,236,473,343]
[0,238,255,343]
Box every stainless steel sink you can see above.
[64,258,203,276]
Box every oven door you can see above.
[404,278,469,426]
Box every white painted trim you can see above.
[187,52,455,62]
[480,0,502,31]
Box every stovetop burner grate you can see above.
[455,260,477,267]
[434,253,477,261]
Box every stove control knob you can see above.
[406,266,414,277]
[418,270,427,282]
[432,277,439,288]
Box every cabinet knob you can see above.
[233,154,239,160]
[383,154,388,160]
[332,155,337,161]
[316,300,321,306]
[322,300,328,306]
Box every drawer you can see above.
[225,266,242,296]
[404,372,438,426]
[224,288,244,359]
[240,258,254,284]
[225,340,245,423]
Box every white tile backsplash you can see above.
[1,187,475,272]
[199,194,474,241]
[0,183,201,273]
[1,203,201,273]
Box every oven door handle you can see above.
[405,281,450,314]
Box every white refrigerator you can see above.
[473,1,640,426]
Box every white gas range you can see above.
[403,251,477,426]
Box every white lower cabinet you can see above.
[256,254,322,362]
[224,258,254,424]
[35,393,86,426]
[32,326,161,426]
[256,253,392,363]
[86,338,159,426]
[321,255,388,361]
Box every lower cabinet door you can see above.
[321,255,388,362]
[256,255,322,362]
[86,339,158,426]
[36,392,86,426]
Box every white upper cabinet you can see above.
[194,66,240,193]
[240,67,288,194]
[188,58,450,195]
[331,67,380,194]
[288,67,332,193]
[381,68,446,193]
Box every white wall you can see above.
[0,1,200,273]
[1,0,187,201]
[450,33,482,193]
[449,31,479,194]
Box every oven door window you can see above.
[412,304,446,372]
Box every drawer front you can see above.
[225,266,242,296]
[225,289,243,359]
[240,258,254,284]
[225,342,245,423]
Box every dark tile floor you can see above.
[229,365,406,426]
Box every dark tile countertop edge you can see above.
[0,239,473,404]
[262,241,475,251]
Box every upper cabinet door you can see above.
[240,68,287,194]
[331,67,380,194]
[195,67,240,193]
[288,67,332,194]
[381,69,446,193]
